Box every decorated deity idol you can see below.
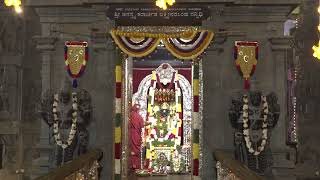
[229,90,280,175]
[132,63,192,174]
[129,104,144,171]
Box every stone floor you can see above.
[129,175,192,180]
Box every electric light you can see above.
[314,1,320,60]
[4,0,22,14]
[156,0,175,10]
[312,41,320,60]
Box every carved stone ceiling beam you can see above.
[25,0,299,6]
[223,6,296,23]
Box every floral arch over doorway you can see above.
[110,29,214,60]
[111,28,214,180]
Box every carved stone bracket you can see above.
[0,55,23,66]
[91,32,114,52]
[207,31,246,52]
[32,36,58,52]
[269,37,293,51]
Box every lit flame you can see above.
[156,0,175,10]
[312,41,320,60]
[4,0,22,13]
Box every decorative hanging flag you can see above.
[64,41,88,88]
[234,41,258,90]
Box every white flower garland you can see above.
[52,92,78,149]
[242,94,268,156]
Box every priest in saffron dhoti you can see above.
[129,104,144,171]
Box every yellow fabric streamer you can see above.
[115,66,122,83]
[146,149,151,159]
[115,127,121,143]
[193,79,199,96]
[177,103,182,113]
[193,143,200,159]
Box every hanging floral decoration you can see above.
[52,92,78,149]
[64,41,89,88]
[110,29,214,60]
[234,41,258,89]
[242,94,268,156]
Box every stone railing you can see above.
[35,149,102,180]
[214,150,264,180]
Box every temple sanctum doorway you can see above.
[111,29,212,180]
[109,5,213,180]
[132,59,192,173]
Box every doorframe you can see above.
[113,41,204,180]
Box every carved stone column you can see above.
[269,37,292,148]
[31,35,57,178]
[91,29,116,179]
[268,37,296,179]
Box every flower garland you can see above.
[52,92,78,149]
[242,94,268,156]
[145,71,182,168]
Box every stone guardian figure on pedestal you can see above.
[229,89,280,175]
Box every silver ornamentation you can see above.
[132,64,192,122]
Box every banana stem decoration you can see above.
[4,0,22,13]
[156,0,175,10]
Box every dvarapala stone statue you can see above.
[40,82,92,166]
[229,91,280,175]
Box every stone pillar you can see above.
[31,35,57,178]
[90,30,115,180]
[202,31,247,180]
[268,37,296,179]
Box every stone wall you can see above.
[0,5,41,180]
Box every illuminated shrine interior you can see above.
[0,0,320,180]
